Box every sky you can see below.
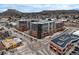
[0,4,79,12]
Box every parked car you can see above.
[72,51,76,53]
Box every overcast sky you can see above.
[0,4,79,12]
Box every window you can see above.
[49,22,54,30]
[32,24,38,31]
[42,23,48,32]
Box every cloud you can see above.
[0,4,79,12]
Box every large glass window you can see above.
[27,22,30,29]
[42,23,48,32]
[19,21,27,26]
[32,24,38,31]
[49,22,54,30]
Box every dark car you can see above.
[69,53,72,55]
[75,47,79,49]
[74,48,79,52]
[72,51,76,53]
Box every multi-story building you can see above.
[30,18,65,39]
[18,19,28,32]
[55,21,64,32]
[17,18,64,39]
[50,32,79,55]
[30,19,56,39]
[18,19,39,32]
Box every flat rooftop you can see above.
[31,20,54,24]
[19,19,41,21]
[51,33,79,48]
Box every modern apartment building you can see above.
[18,19,39,32]
[30,19,56,39]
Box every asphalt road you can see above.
[3,26,53,55]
